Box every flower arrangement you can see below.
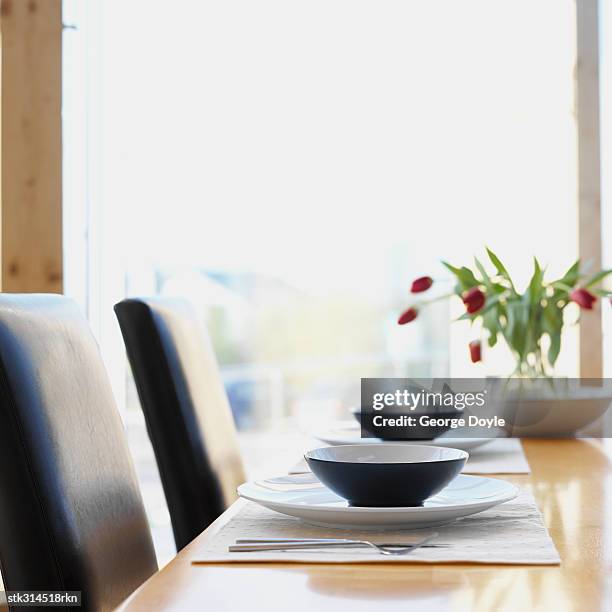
[398,248,612,377]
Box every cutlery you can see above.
[235,537,448,546]
[229,532,438,555]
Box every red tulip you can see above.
[469,340,482,363]
[411,276,433,293]
[398,307,418,325]
[462,287,486,314]
[570,288,597,310]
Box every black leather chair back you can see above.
[0,294,157,611]
[114,298,245,551]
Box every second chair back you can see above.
[114,298,245,550]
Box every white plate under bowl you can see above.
[312,421,496,452]
[237,472,518,530]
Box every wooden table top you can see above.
[118,439,612,611]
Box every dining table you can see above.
[117,437,612,611]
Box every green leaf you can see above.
[441,261,480,292]
[485,247,509,277]
[504,299,529,358]
[584,268,612,288]
[527,257,544,306]
[459,267,479,287]
[542,300,563,367]
[482,305,500,347]
[485,247,516,293]
[516,258,545,362]
[555,259,581,287]
[548,332,561,366]
[542,300,561,329]
[550,281,573,294]
[474,257,494,291]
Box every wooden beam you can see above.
[576,0,603,378]
[1,0,63,293]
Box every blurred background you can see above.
[4,0,612,565]
[62,0,593,420]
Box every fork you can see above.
[228,533,439,555]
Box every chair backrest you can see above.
[114,298,245,550]
[0,294,157,611]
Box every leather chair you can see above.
[0,294,157,611]
[114,298,245,551]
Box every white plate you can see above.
[238,473,518,530]
[313,422,496,452]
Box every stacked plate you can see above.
[238,445,518,530]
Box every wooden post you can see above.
[576,0,603,378]
[0,0,63,293]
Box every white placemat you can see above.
[288,438,530,475]
[191,490,559,566]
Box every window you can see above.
[64,0,581,563]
